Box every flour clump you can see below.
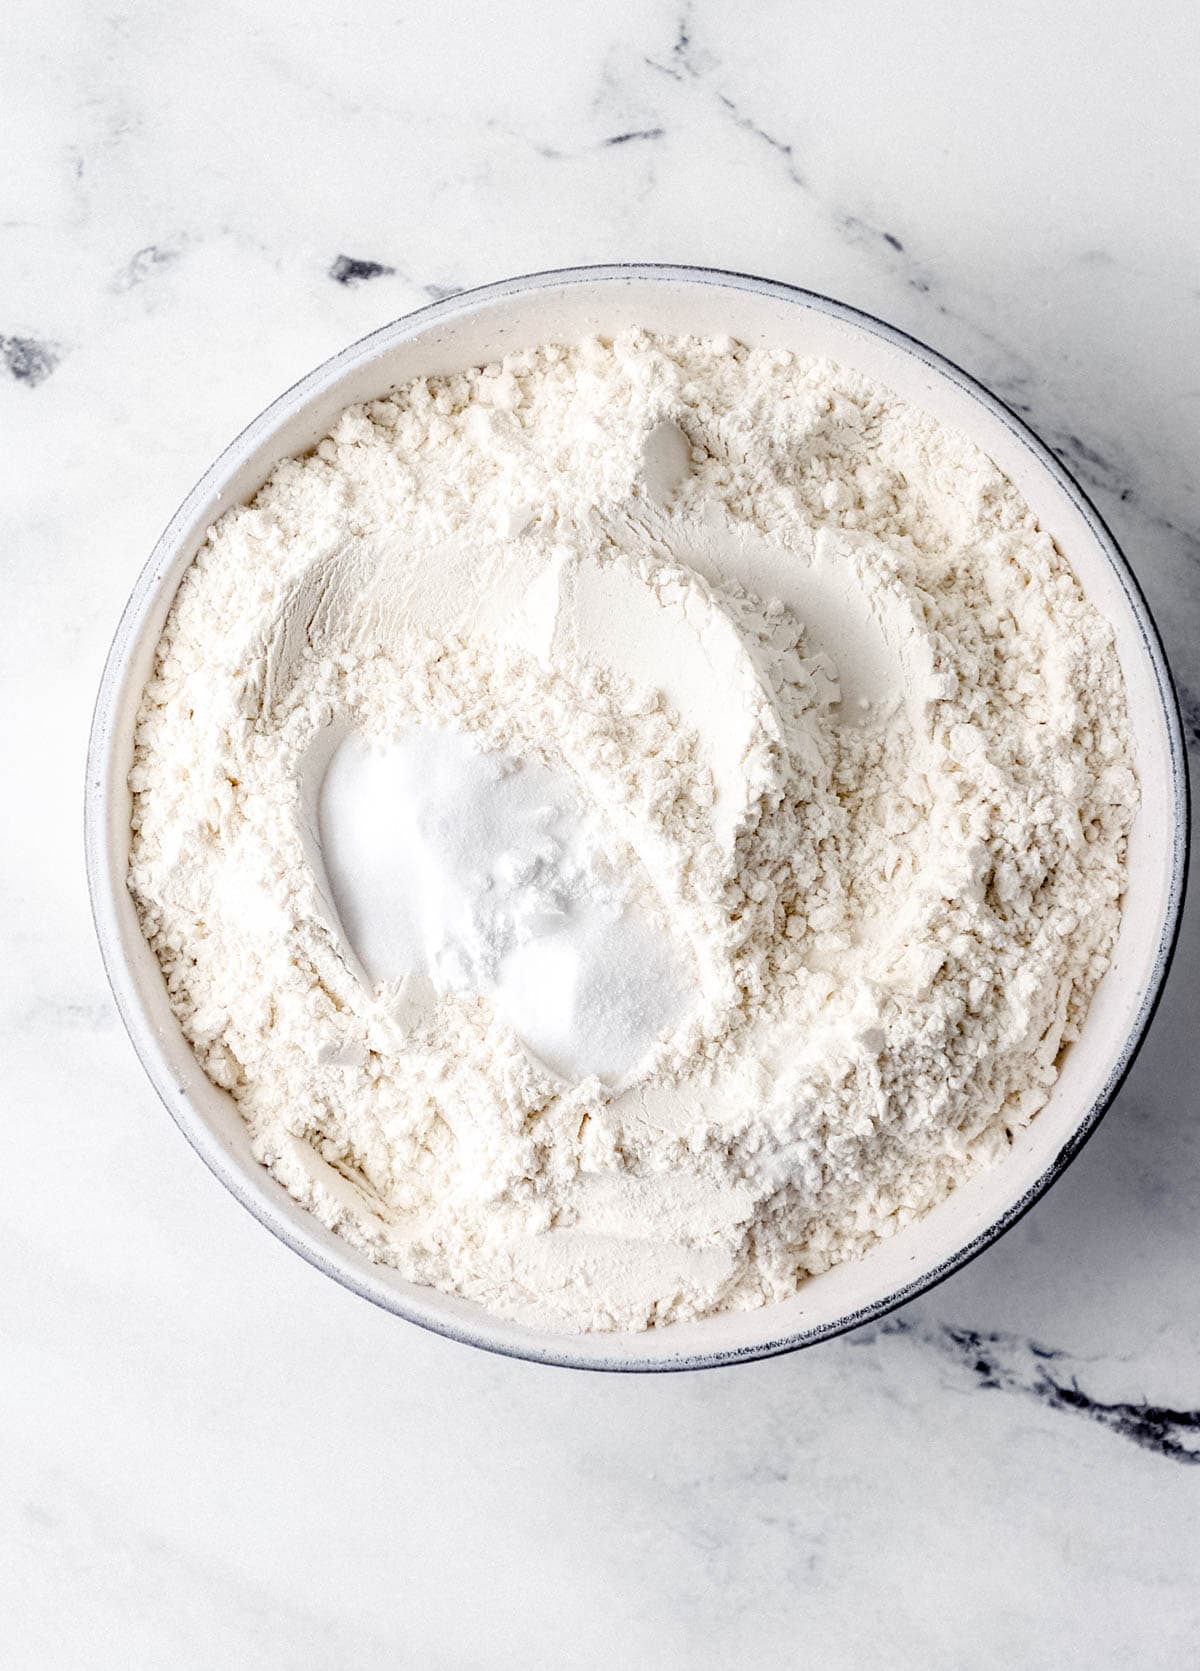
[128,332,1137,1331]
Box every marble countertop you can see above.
[4,4,1198,1665]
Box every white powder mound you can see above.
[128,331,1137,1332]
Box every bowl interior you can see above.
[87,269,1186,1369]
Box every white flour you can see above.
[128,331,1136,1331]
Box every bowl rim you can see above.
[85,262,1191,1372]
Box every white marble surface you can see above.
[4,3,1199,1665]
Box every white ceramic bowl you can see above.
[86,265,1189,1370]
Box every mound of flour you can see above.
[128,331,1136,1331]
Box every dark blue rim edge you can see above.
[84,262,1191,1374]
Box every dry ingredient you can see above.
[128,331,1137,1331]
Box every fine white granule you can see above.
[315,724,693,1084]
[128,331,1137,1332]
